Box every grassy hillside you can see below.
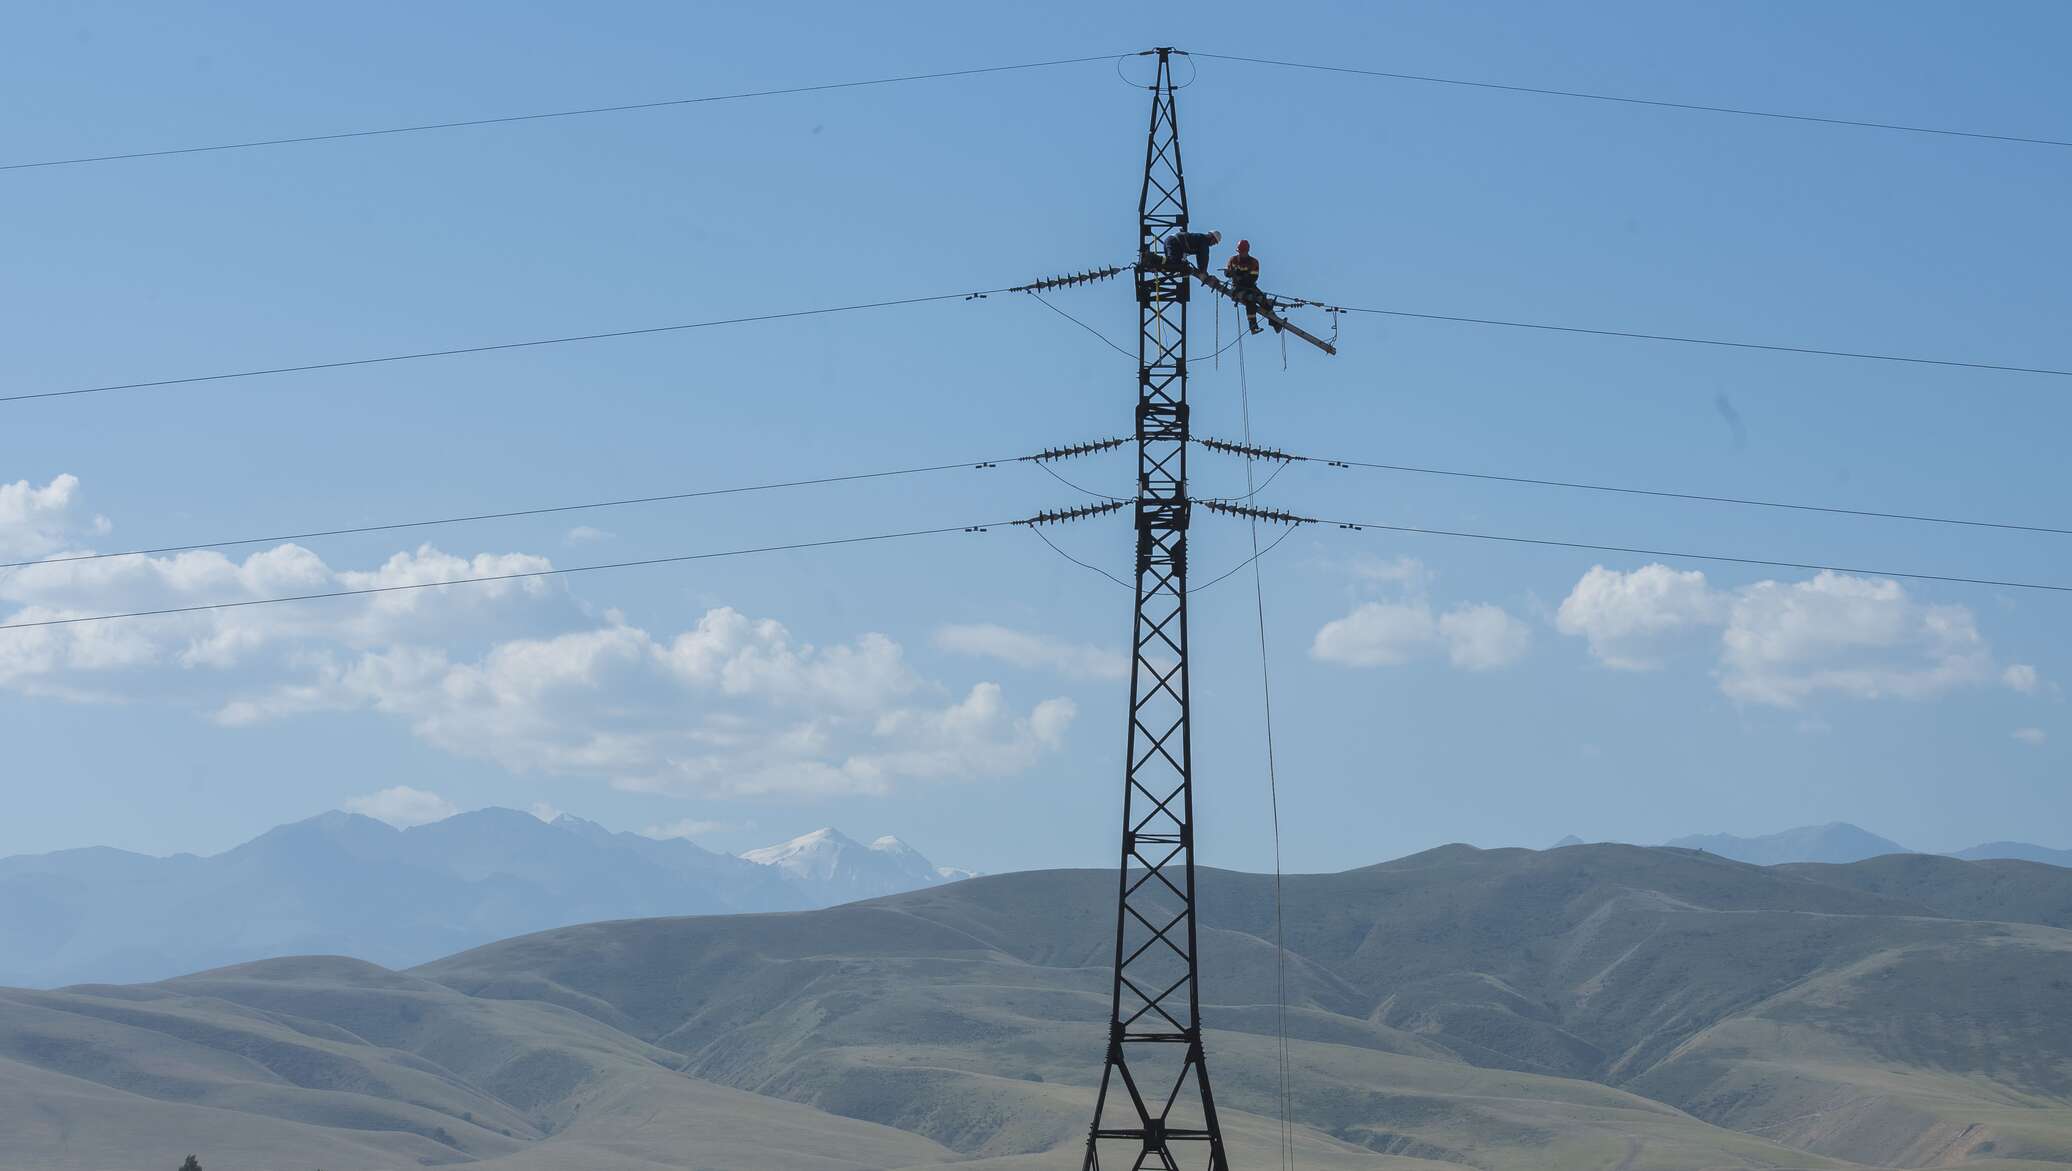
[2,844,2067,1170]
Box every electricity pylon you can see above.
[1081,47,1231,1171]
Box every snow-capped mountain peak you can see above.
[740,828,965,902]
[741,827,861,882]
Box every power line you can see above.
[0,522,1004,631]
[1315,515,2072,594]
[1249,447,2071,537]
[21,284,2069,409]
[0,459,1011,571]
[1331,304,2072,380]
[1195,52,2072,151]
[2,55,1120,173]
[4,287,1013,405]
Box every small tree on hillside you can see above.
[178,1158,202,1171]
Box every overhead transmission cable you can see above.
[0,457,1033,572]
[18,48,2059,174]
[1327,303,2072,380]
[1,55,1120,173]
[13,503,2069,633]
[4,287,1018,405]
[17,284,2070,409]
[1194,52,2072,151]
[1210,441,2070,537]
[0,523,1008,632]
[1308,516,2071,594]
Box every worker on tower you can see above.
[1162,228,1221,275]
[1223,239,1275,334]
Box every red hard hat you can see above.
[1236,239,1250,252]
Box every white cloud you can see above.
[2004,664,2041,694]
[1313,602,1439,667]
[1312,600,1530,671]
[641,818,735,841]
[4,476,1074,801]
[1437,604,1534,670]
[527,801,563,822]
[0,474,102,559]
[343,785,458,828]
[2013,727,2047,747]
[213,611,1072,798]
[1556,564,2020,708]
[1719,572,1992,705]
[1,538,559,699]
[1555,564,1722,670]
[565,526,613,544]
[1351,555,1430,588]
[933,623,1128,679]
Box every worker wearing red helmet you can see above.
[1222,239,1271,334]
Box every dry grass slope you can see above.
[1,844,2065,1170]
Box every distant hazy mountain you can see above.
[0,810,964,988]
[1951,840,2072,867]
[741,827,959,902]
[6,845,2068,1170]
[1662,821,1913,865]
[1549,834,1586,848]
[1653,822,2071,869]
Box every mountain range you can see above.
[1550,822,2072,868]
[0,811,962,988]
[4,844,2068,1170]
[10,811,2068,991]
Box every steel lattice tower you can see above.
[1081,48,1231,1171]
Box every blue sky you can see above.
[2,1,2067,873]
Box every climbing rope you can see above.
[1236,335,1297,1171]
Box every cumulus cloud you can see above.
[0,474,107,559]
[1719,573,1992,705]
[1555,564,1722,670]
[1437,604,1535,670]
[4,476,1075,800]
[933,623,1128,679]
[1312,602,1438,667]
[2012,727,2047,747]
[217,609,1074,799]
[1312,600,1531,671]
[2004,664,2041,694]
[565,526,613,544]
[343,785,458,828]
[1556,563,2024,707]
[1351,555,1430,588]
[1,538,558,699]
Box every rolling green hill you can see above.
[3,844,2067,1170]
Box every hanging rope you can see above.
[1237,334,1296,1171]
